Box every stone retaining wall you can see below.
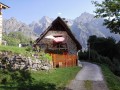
[0,51,52,71]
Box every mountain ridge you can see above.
[3,12,120,49]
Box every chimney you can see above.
[62,18,68,24]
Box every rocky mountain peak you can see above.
[39,16,52,24]
[74,12,95,23]
[9,17,17,21]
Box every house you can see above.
[0,2,10,45]
[35,17,82,67]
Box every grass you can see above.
[0,45,32,56]
[101,65,120,90]
[0,66,80,90]
[31,66,80,89]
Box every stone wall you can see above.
[38,31,77,54]
[0,51,52,71]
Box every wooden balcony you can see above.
[45,48,68,54]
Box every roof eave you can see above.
[0,2,10,9]
[57,17,82,50]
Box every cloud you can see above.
[58,12,62,15]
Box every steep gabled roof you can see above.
[0,2,10,9]
[36,17,82,50]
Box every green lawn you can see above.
[0,45,26,53]
[101,65,120,90]
[0,66,80,90]
[0,45,32,56]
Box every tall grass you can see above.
[101,65,120,90]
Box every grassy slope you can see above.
[0,67,80,90]
[101,65,120,90]
[0,45,31,56]
[31,66,80,89]
[0,45,26,53]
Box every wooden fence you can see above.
[51,54,77,68]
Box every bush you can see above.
[25,46,32,52]
[89,50,99,61]
[78,51,88,60]
[87,50,120,76]
[38,51,52,62]
[100,56,112,65]
[111,58,120,76]
[0,70,11,85]
[87,50,112,66]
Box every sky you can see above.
[0,0,103,24]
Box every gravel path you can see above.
[65,62,109,90]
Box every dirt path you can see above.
[65,62,109,90]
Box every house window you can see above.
[52,35,67,50]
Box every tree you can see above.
[3,31,30,46]
[87,35,97,49]
[88,35,116,60]
[92,0,120,34]
[116,41,120,59]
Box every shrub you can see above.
[111,58,120,76]
[25,46,32,52]
[100,56,112,65]
[44,53,52,61]
[78,51,88,60]
[0,70,11,85]
[87,50,120,76]
[89,50,99,61]
[37,51,52,62]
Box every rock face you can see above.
[3,12,120,49]
[71,12,120,49]
[3,17,37,40]
[0,51,52,71]
[29,16,53,35]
